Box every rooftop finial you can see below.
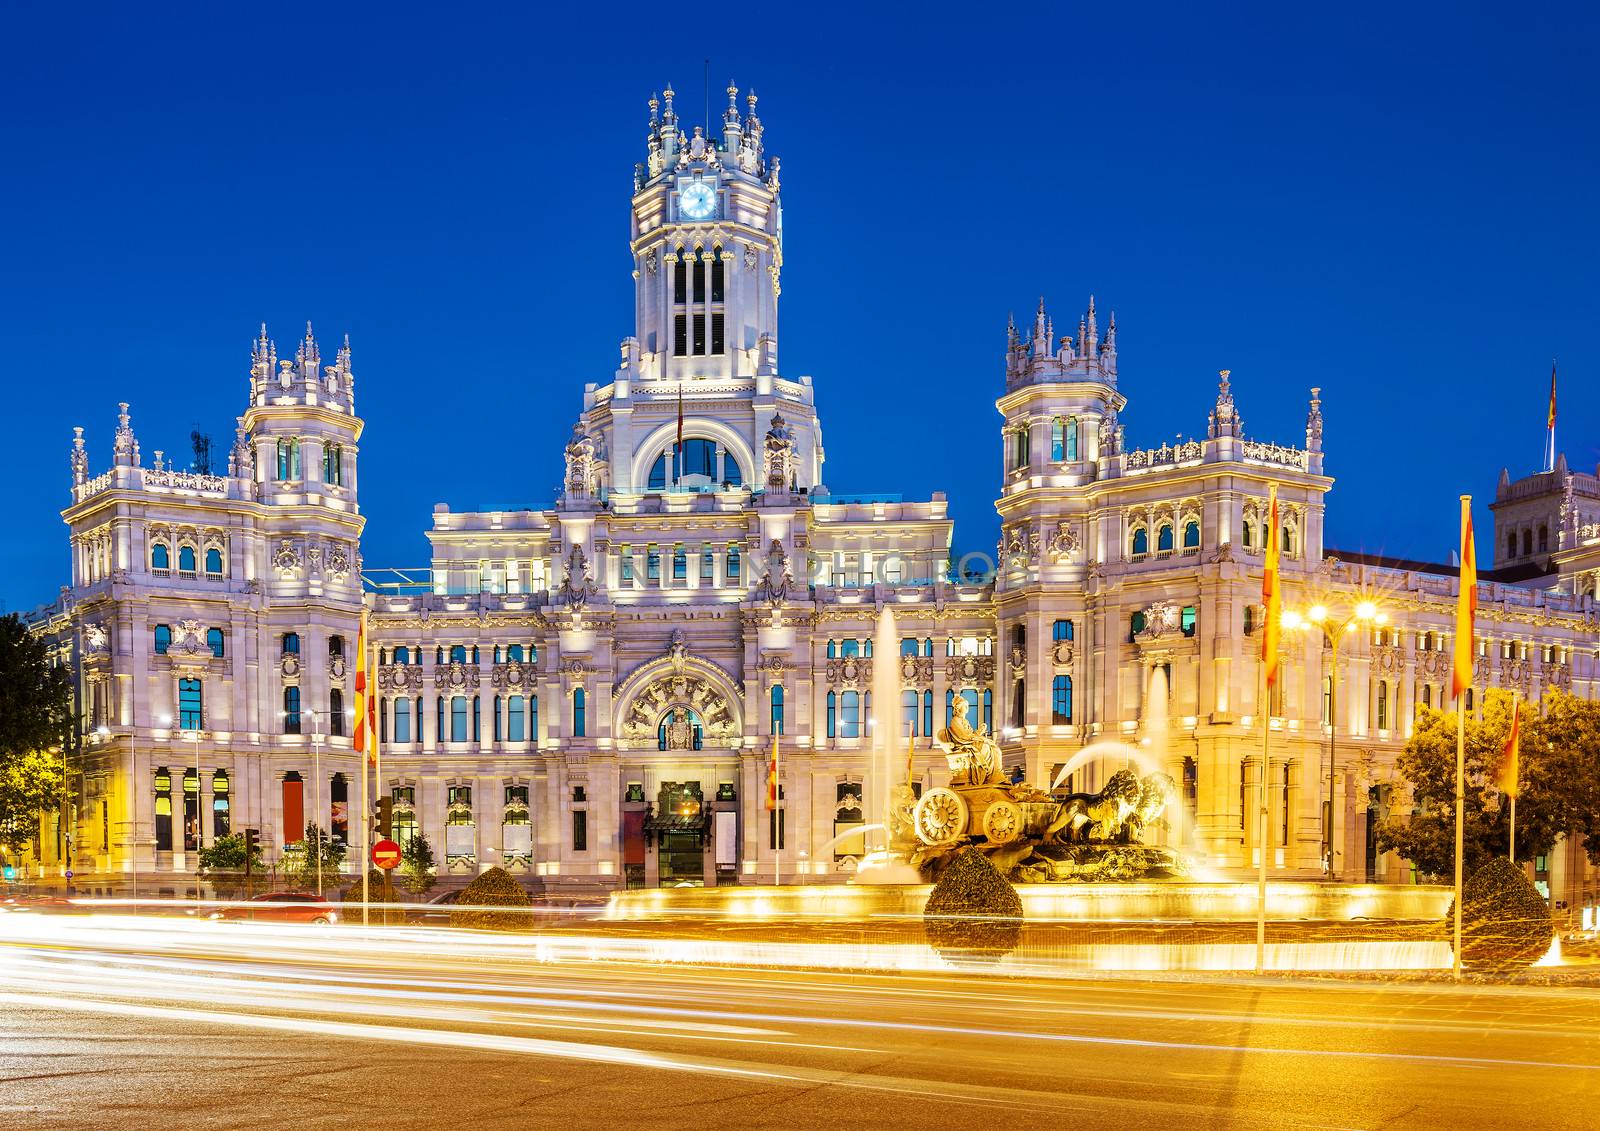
[648,92,659,126]
[297,321,320,374]
[1306,385,1324,452]
[663,83,677,123]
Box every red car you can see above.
[213,892,340,925]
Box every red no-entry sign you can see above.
[371,839,401,870]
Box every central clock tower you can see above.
[626,82,782,383]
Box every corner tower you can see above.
[627,82,782,383]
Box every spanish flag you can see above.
[353,610,376,767]
[1261,484,1282,688]
[1548,360,1558,430]
[1498,697,1521,799]
[1452,496,1477,701]
[764,730,780,811]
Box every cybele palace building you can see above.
[25,86,1600,905]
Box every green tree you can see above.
[1377,689,1569,878]
[279,824,347,889]
[400,832,437,897]
[0,614,72,856]
[451,866,531,931]
[198,832,264,874]
[1527,691,1600,863]
[923,847,1024,961]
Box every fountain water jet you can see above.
[852,606,924,885]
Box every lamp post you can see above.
[1284,599,1387,881]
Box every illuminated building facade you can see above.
[25,87,1600,911]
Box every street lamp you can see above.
[159,712,203,906]
[1284,599,1387,881]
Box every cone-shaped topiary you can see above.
[923,846,1024,962]
[451,865,532,931]
[1447,856,1554,971]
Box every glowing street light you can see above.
[1284,597,1389,881]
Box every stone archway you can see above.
[614,634,743,750]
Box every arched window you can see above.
[276,438,301,481]
[839,691,861,738]
[1010,428,1030,470]
[1282,524,1296,555]
[900,638,920,656]
[1052,675,1073,724]
[394,645,410,665]
[573,688,587,737]
[1065,417,1079,461]
[507,644,524,663]
[177,545,196,573]
[1420,684,1431,709]
[1157,524,1175,552]
[657,709,704,750]
[151,543,170,571]
[826,691,837,738]
[444,695,465,742]
[204,547,223,575]
[206,628,224,658]
[1465,688,1476,713]
[1538,525,1549,553]
[449,644,467,664]
[1241,521,1255,551]
[393,697,412,743]
[1507,532,1517,557]
[154,624,172,654]
[284,686,301,733]
[281,633,300,655]
[1131,528,1149,556]
[826,639,837,659]
[648,438,742,489]
[770,684,784,735]
[1522,530,1533,556]
[1052,619,1074,642]
[1183,521,1200,549]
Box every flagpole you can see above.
[358,610,370,928]
[1451,493,1474,982]
[1509,793,1516,864]
[1257,657,1269,974]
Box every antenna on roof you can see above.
[703,58,710,134]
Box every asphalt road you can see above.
[2,915,1597,1130]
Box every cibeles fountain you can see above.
[850,603,1189,886]
[606,605,1456,972]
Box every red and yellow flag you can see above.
[1261,484,1282,688]
[1548,360,1558,429]
[1452,497,1477,700]
[764,730,780,811]
[353,610,376,766]
[1498,697,1521,798]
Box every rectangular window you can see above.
[573,689,587,737]
[727,545,740,580]
[1181,606,1197,638]
[178,678,203,731]
[573,809,588,852]
[711,256,724,302]
[710,312,724,355]
[620,547,634,583]
[692,255,706,303]
[508,695,525,742]
[450,696,467,742]
[672,544,687,580]
[840,691,861,739]
[673,257,686,303]
[647,545,661,581]
[393,698,412,743]
[701,546,715,581]
[692,313,706,355]
[673,314,687,357]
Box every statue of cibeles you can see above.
[936,695,1005,787]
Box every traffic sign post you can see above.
[371,839,401,870]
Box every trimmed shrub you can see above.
[1447,857,1553,972]
[923,846,1024,962]
[451,866,532,931]
[341,868,404,905]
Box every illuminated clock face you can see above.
[680,181,717,220]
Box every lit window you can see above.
[284,686,301,733]
[1051,675,1073,724]
[178,678,203,730]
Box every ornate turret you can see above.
[227,417,252,478]
[1004,294,1119,389]
[112,402,140,468]
[70,427,87,486]
[1208,369,1242,439]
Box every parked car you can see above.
[212,892,339,925]
[0,892,75,913]
[406,888,462,925]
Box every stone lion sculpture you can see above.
[1044,769,1145,844]
[1126,772,1178,841]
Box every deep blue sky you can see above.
[3,2,1596,612]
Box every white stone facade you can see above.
[23,88,1600,910]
